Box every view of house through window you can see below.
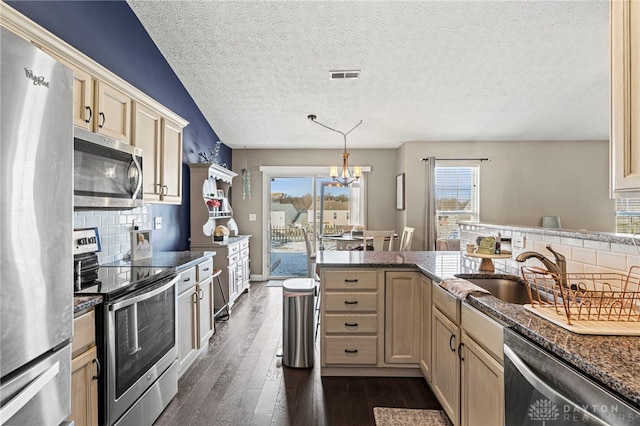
[435,165,479,240]
[616,198,640,233]
[268,176,364,278]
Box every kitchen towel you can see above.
[439,278,491,300]
[373,407,451,426]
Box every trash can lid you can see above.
[283,278,316,293]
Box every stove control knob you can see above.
[89,237,97,244]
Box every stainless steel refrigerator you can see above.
[0,28,74,425]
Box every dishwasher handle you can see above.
[503,344,608,426]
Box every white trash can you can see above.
[282,278,316,368]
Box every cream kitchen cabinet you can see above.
[430,282,504,426]
[177,257,215,377]
[132,102,184,204]
[94,80,131,143]
[610,0,640,197]
[69,309,99,426]
[211,237,251,310]
[419,274,433,382]
[320,269,381,368]
[384,271,421,364]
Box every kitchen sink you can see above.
[454,274,530,305]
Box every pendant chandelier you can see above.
[307,114,362,186]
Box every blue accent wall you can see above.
[8,0,232,251]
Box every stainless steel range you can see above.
[74,229,179,426]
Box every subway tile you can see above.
[571,247,597,265]
[611,243,640,255]
[85,215,102,227]
[560,237,583,247]
[565,260,584,274]
[596,251,628,273]
[584,240,610,251]
[526,233,543,242]
[73,216,86,228]
[542,235,562,244]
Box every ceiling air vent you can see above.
[330,70,360,80]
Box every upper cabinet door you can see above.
[161,117,183,204]
[72,67,94,130]
[95,80,131,143]
[132,101,162,201]
[611,0,640,197]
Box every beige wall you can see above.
[231,141,614,277]
[231,148,398,277]
[399,140,614,250]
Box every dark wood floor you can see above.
[154,281,441,425]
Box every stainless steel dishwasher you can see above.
[503,328,639,426]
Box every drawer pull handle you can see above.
[183,277,191,282]
[344,349,358,354]
[458,342,465,362]
[344,279,358,283]
[449,334,456,352]
[344,323,358,327]
[85,106,92,123]
[203,267,210,272]
[344,301,358,305]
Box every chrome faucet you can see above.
[516,244,568,288]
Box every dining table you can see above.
[319,232,398,251]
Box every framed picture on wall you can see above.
[131,230,153,260]
[396,173,405,210]
[216,189,225,198]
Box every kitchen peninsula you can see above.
[315,248,640,419]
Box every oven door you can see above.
[504,328,639,426]
[105,274,178,425]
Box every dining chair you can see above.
[398,226,415,251]
[302,228,317,278]
[363,230,396,251]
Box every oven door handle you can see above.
[503,345,608,426]
[109,275,179,311]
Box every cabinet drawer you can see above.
[229,253,240,264]
[323,270,378,290]
[433,282,460,323]
[229,243,240,254]
[197,258,214,281]
[323,314,378,334]
[240,240,249,250]
[323,336,377,365]
[461,303,503,362]
[323,292,378,312]
[178,267,197,294]
[72,310,95,358]
[240,248,249,259]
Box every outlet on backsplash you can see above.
[154,217,163,230]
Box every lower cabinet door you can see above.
[431,308,460,426]
[70,346,98,426]
[460,332,504,426]
[177,286,198,376]
[197,277,215,348]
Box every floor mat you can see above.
[373,407,451,426]
[266,280,283,287]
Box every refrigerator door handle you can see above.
[0,361,60,425]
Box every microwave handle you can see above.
[503,345,608,426]
[131,154,142,200]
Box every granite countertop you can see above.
[316,250,640,408]
[73,250,216,311]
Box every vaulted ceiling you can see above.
[127,1,609,150]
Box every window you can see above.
[616,198,640,233]
[434,164,479,239]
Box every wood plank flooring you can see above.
[154,281,441,425]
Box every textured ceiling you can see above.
[127,1,610,150]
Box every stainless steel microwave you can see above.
[74,127,143,209]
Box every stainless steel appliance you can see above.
[74,229,179,426]
[74,126,143,210]
[504,328,640,425]
[0,28,73,425]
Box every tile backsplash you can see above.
[459,222,640,292]
[74,205,153,264]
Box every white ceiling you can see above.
[127,0,610,150]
